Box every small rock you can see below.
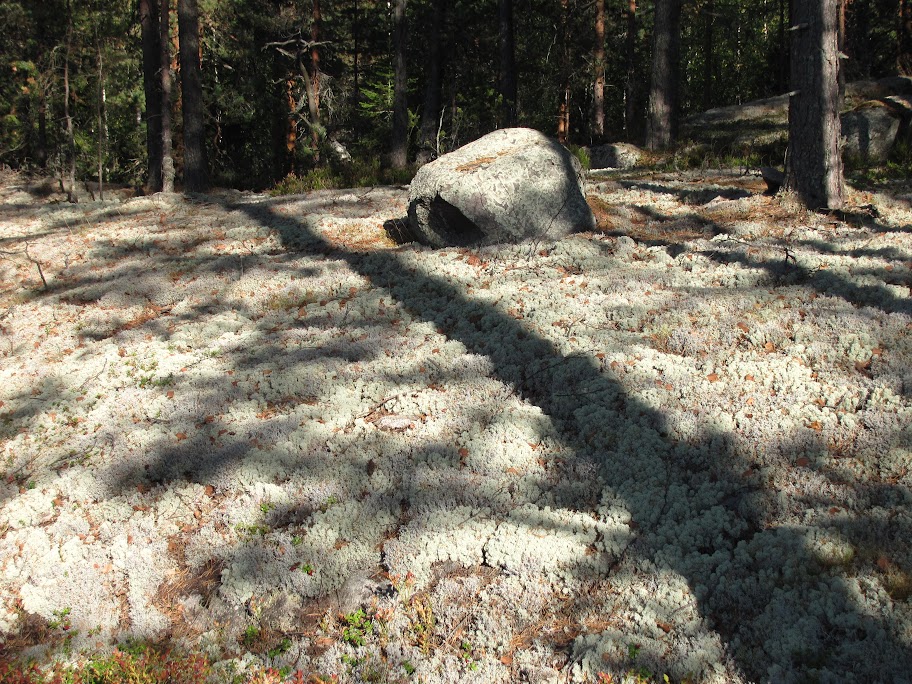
[334,574,376,615]
[760,166,785,194]
[615,235,637,256]
[587,142,642,170]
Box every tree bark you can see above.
[161,0,175,192]
[624,0,638,140]
[37,88,48,169]
[593,0,605,137]
[96,36,106,201]
[353,0,360,105]
[778,0,788,92]
[308,0,323,161]
[556,0,571,144]
[645,0,683,151]
[899,0,912,75]
[63,0,77,202]
[178,0,208,191]
[847,0,870,77]
[784,0,844,210]
[499,0,517,127]
[390,0,409,168]
[140,0,163,191]
[703,0,714,111]
[417,0,445,163]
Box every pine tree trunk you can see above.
[899,0,912,74]
[161,0,175,192]
[849,0,870,77]
[273,70,294,178]
[353,0,360,105]
[417,0,445,163]
[645,0,683,151]
[64,0,77,202]
[784,0,844,210]
[499,0,517,128]
[593,0,605,137]
[140,0,163,191]
[96,37,106,201]
[37,91,48,169]
[556,0,571,144]
[390,0,409,169]
[703,0,714,111]
[624,0,638,140]
[178,0,208,192]
[778,0,788,92]
[309,0,322,161]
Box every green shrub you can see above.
[567,144,591,171]
[270,158,415,196]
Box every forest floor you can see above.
[0,167,911,683]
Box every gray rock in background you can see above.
[407,128,595,247]
[587,142,642,170]
[841,104,902,164]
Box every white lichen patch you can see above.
[1,172,910,682]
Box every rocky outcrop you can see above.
[682,77,912,164]
[841,103,902,164]
[407,128,595,247]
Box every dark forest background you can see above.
[1,0,910,192]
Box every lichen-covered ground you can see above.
[1,169,910,683]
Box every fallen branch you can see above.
[24,243,47,289]
[0,242,48,289]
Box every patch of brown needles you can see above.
[153,556,225,640]
[0,604,57,657]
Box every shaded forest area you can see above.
[2,0,912,193]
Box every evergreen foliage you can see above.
[0,0,906,190]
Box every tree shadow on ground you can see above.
[700,238,912,316]
[219,195,912,682]
[2,188,910,681]
[617,180,754,205]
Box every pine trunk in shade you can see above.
[390,0,409,169]
[178,0,208,192]
[139,0,163,192]
[645,0,683,151]
[784,0,844,210]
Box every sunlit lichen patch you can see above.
[0,172,910,682]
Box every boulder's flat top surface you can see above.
[1,170,911,683]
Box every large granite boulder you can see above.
[407,128,595,247]
[841,103,902,164]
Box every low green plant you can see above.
[47,607,71,630]
[235,522,270,538]
[567,144,591,170]
[0,642,213,684]
[341,608,371,647]
[266,637,292,659]
[319,495,340,513]
[270,158,415,196]
[459,640,480,671]
[407,594,435,656]
[242,624,261,648]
